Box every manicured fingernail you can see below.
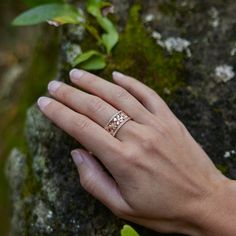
[70,69,84,81]
[48,80,62,93]
[37,97,52,110]
[71,150,84,166]
[112,71,124,80]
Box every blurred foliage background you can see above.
[0,1,59,235]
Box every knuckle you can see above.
[157,123,169,136]
[139,131,158,151]
[50,104,65,117]
[115,88,130,100]
[148,89,158,98]
[156,118,186,138]
[166,118,185,132]
[123,148,142,168]
[152,118,171,136]
[88,96,105,113]
[142,88,159,104]
[122,147,135,161]
[123,82,133,92]
[146,89,165,106]
[75,118,91,133]
[80,172,94,191]
[145,88,159,103]
[57,86,72,100]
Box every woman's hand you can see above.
[37,70,234,235]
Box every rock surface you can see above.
[6,0,236,235]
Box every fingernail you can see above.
[37,97,52,110]
[112,71,124,80]
[48,80,62,93]
[70,69,84,81]
[71,150,84,166]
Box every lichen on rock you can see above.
[5,149,27,236]
[214,64,235,83]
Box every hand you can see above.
[37,70,232,235]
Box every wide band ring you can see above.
[104,111,131,137]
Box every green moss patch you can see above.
[99,4,186,100]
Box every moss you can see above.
[21,154,41,198]
[100,4,186,100]
[77,4,186,101]
[18,151,42,235]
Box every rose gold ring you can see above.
[105,111,131,137]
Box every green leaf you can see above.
[80,55,106,70]
[87,0,101,18]
[86,0,112,16]
[121,225,140,236]
[97,17,119,53]
[73,50,106,70]
[101,30,119,53]
[73,50,101,65]
[86,0,119,54]
[12,3,82,26]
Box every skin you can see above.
[37,70,236,235]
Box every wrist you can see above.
[190,177,236,236]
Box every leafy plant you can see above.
[87,0,119,54]
[12,0,119,70]
[121,225,140,236]
[72,50,106,70]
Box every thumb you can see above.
[71,149,131,216]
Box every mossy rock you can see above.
[6,0,236,235]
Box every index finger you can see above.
[37,96,123,173]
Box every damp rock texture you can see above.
[6,0,236,235]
